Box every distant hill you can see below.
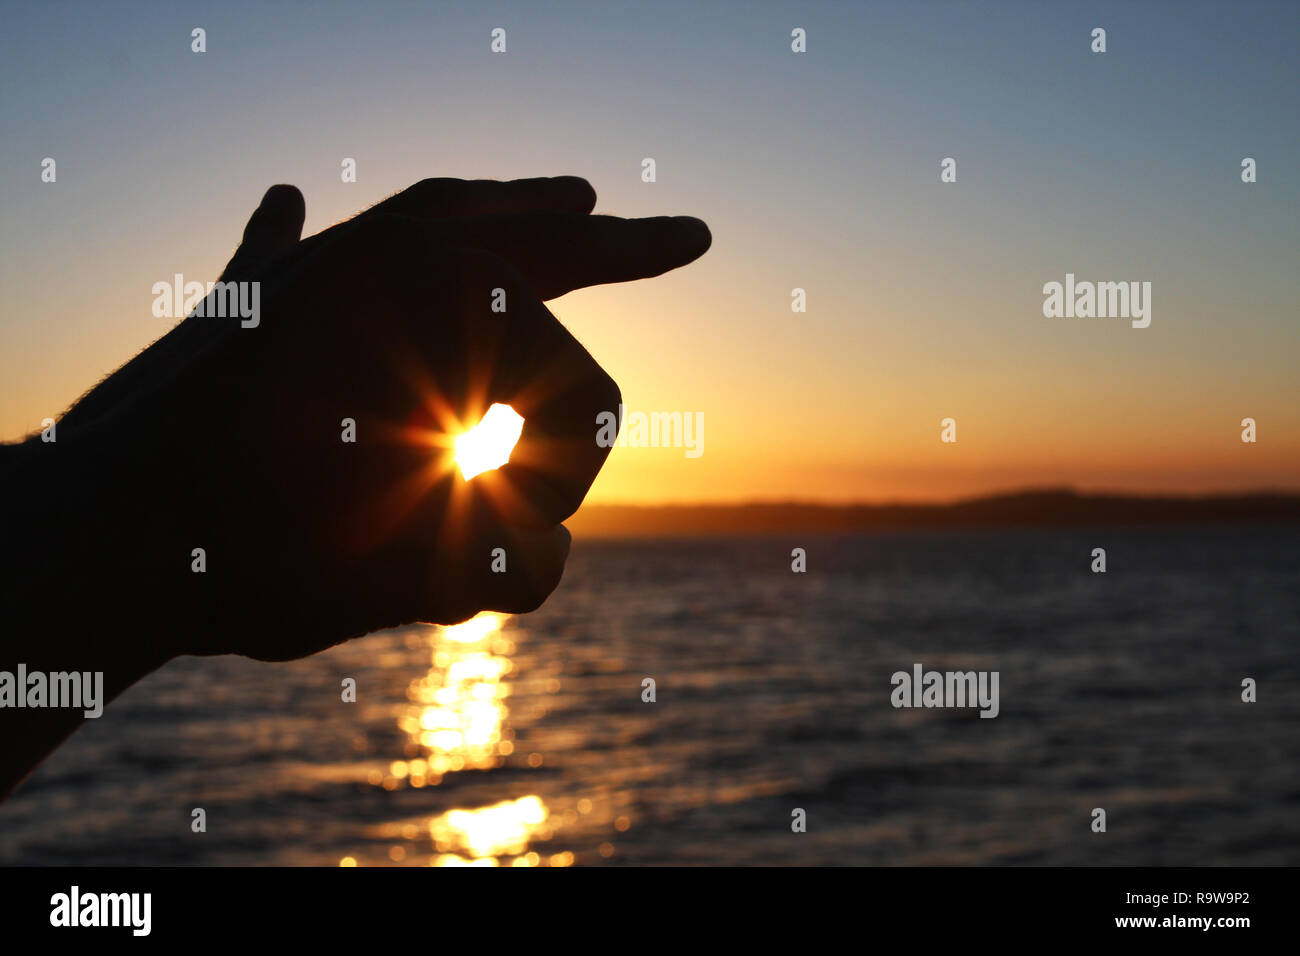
[567,489,1300,537]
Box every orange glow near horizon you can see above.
[5,197,1296,507]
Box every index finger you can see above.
[447,211,713,299]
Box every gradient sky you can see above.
[2,0,1296,503]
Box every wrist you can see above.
[1,427,195,666]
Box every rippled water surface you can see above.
[2,528,1297,865]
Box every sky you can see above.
[1,0,1296,503]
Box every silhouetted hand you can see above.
[0,176,710,793]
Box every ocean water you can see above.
[2,527,1297,866]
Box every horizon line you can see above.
[582,485,1300,510]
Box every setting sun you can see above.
[454,403,524,481]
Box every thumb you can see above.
[220,184,305,280]
[423,523,573,625]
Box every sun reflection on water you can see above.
[398,612,515,776]
[429,795,553,866]
[343,612,579,866]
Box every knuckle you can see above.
[593,368,621,417]
[411,177,456,200]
